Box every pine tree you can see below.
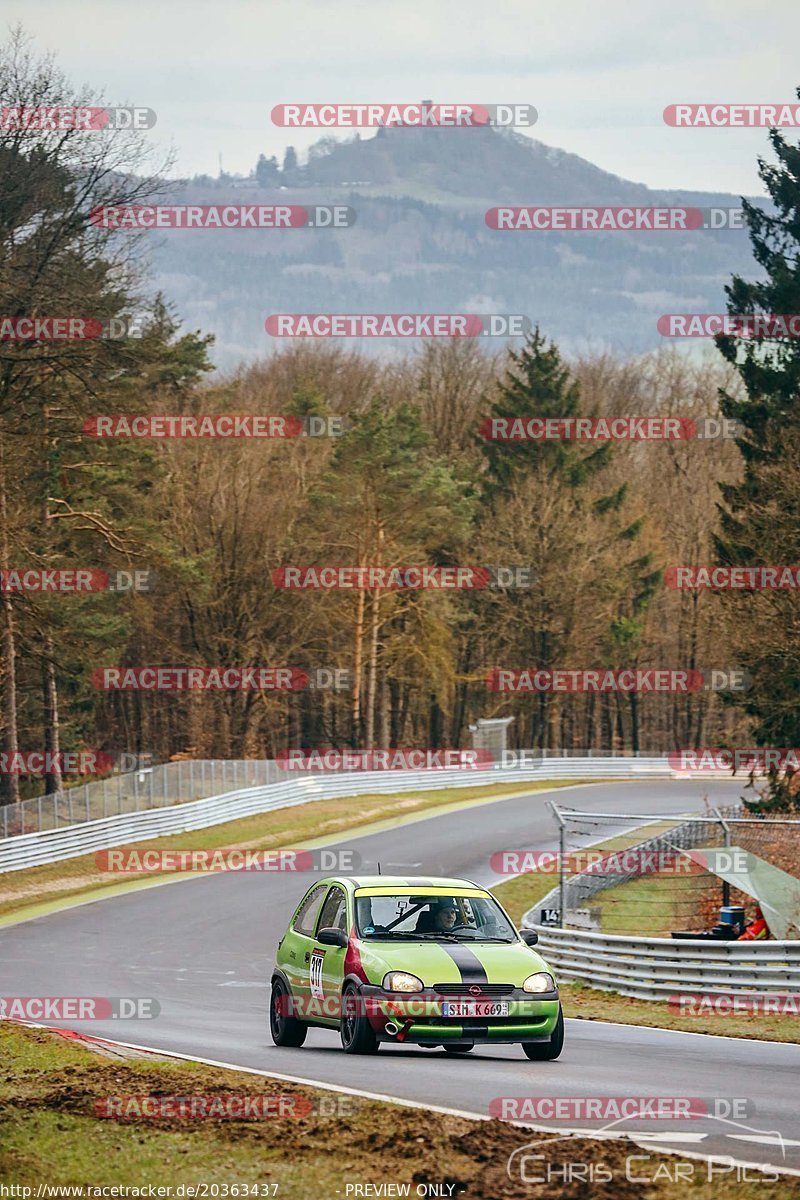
[281,146,299,183]
[477,331,660,750]
[714,111,800,749]
[255,154,279,187]
[482,327,611,493]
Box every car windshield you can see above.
[355,893,517,942]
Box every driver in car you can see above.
[432,899,459,932]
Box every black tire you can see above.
[443,1042,475,1053]
[340,983,379,1055]
[522,1005,564,1061]
[269,978,307,1048]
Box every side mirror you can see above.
[519,928,538,946]
[318,926,348,948]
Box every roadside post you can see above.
[713,805,732,908]
[548,800,567,928]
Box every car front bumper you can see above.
[359,987,561,1044]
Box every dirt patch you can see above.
[2,1023,795,1199]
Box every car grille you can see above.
[433,984,514,996]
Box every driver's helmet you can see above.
[434,898,458,915]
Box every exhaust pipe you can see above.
[385,1021,400,1036]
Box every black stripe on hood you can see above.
[437,941,488,984]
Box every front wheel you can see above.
[522,1005,564,1061]
[340,983,379,1055]
[443,1042,474,1053]
[269,979,307,1047]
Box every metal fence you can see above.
[522,804,800,994]
[0,750,697,840]
[527,924,800,1000]
[0,755,690,873]
[533,805,745,918]
[531,803,800,936]
[0,759,286,839]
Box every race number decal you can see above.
[310,948,325,998]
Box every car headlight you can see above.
[523,972,556,994]
[383,971,424,993]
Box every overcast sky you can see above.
[6,0,799,194]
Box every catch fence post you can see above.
[712,806,731,909]
[548,800,567,929]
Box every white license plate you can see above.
[442,1001,509,1018]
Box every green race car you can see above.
[269,874,564,1058]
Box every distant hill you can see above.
[146,125,760,371]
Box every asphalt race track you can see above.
[2,779,799,1176]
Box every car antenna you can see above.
[377,861,382,875]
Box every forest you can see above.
[1,32,798,806]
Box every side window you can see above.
[293,884,328,936]
[317,885,348,933]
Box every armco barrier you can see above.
[526,924,800,1000]
[0,758,285,838]
[0,756,682,873]
[0,751,691,839]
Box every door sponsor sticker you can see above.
[309,948,325,999]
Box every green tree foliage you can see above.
[477,331,660,749]
[715,111,800,758]
[0,32,773,799]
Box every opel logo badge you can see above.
[469,985,482,996]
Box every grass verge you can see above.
[591,870,716,936]
[0,1022,793,1198]
[559,982,800,1044]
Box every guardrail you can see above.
[1,750,687,839]
[526,924,800,1000]
[0,756,684,873]
[0,759,286,839]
